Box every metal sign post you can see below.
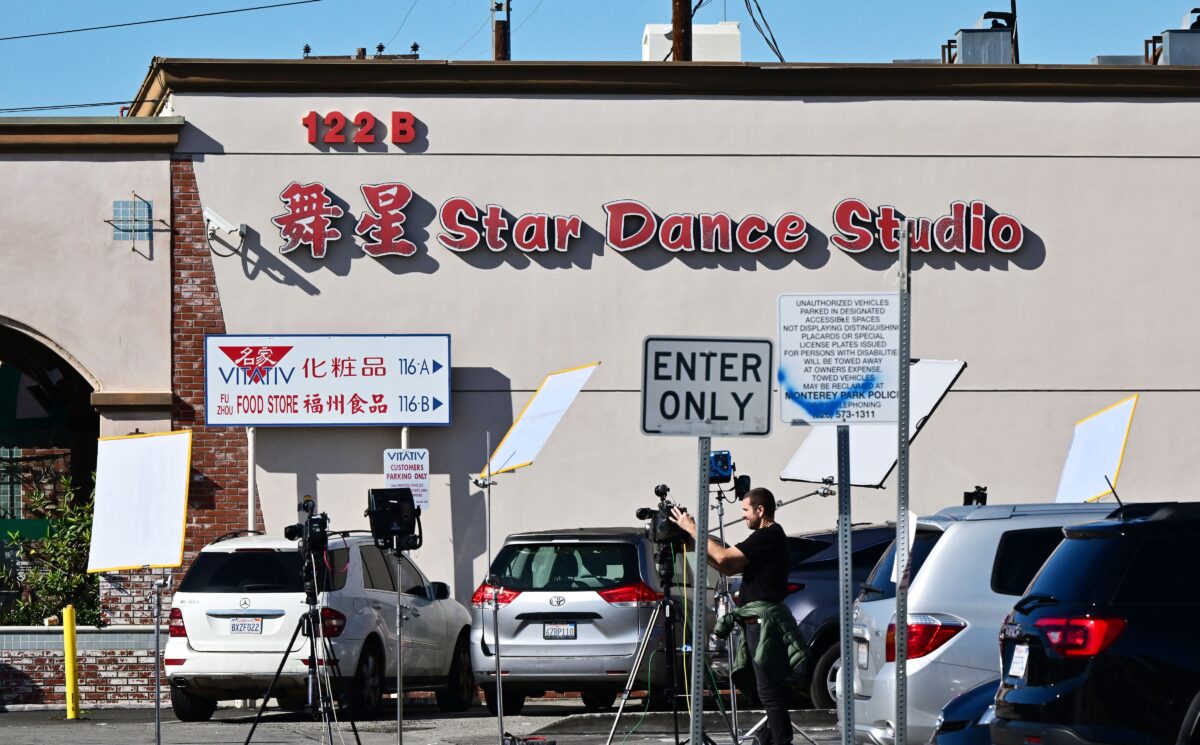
[639,336,773,745]
[690,437,712,745]
[895,224,913,745]
[836,426,854,745]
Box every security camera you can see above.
[202,206,247,238]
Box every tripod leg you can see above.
[604,602,662,745]
[321,634,363,745]
[243,614,305,745]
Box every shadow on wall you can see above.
[0,662,40,708]
[418,367,515,605]
[252,367,514,606]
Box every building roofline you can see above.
[129,57,1200,115]
[0,116,185,152]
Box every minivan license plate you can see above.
[544,623,576,640]
[230,617,263,635]
[1008,644,1029,678]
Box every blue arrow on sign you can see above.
[432,360,443,373]
[432,398,443,410]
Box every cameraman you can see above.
[670,487,801,745]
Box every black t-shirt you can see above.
[736,523,788,604]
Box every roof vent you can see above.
[1144,10,1200,64]
[642,21,741,62]
[944,2,1019,64]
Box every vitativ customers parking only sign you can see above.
[205,334,451,426]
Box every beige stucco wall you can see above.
[174,92,1200,601]
[0,154,173,434]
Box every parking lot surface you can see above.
[0,701,840,744]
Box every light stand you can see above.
[471,432,505,745]
[152,570,169,745]
[394,550,407,745]
[709,493,740,741]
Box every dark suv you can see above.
[993,502,1200,745]
[782,525,893,708]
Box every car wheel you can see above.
[581,689,617,711]
[483,684,525,715]
[170,687,217,722]
[1176,690,1200,745]
[436,633,476,712]
[350,643,385,718]
[808,644,841,710]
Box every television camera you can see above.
[636,483,689,546]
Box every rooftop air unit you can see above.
[944,2,1018,64]
[642,21,741,62]
[1145,9,1200,65]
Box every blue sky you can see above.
[1,1,1194,115]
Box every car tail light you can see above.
[471,582,521,608]
[168,608,187,638]
[319,607,346,637]
[1034,617,1125,657]
[786,583,805,595]
[886,614,966,662]
[163,659,186,666]
[597,582,663,607]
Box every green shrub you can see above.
[1,477,100,626]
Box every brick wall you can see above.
[170,157,258,567]
[0,649,166,706]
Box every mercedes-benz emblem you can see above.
[549,596,566,607]
[239,597,251,609]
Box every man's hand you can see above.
[669,506,697,538]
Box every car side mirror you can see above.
[431,581,451,600]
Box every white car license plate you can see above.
[856,641,869,669]
[230,617,263,635]
[543,622,576,640]
[1008,644,1029,678]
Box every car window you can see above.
[1113,535,1200,605]
[360,545,396,592]
[860,530,942,600]
[788,536,832,567]
[398,556,429,598]
[492,542,640,591]
[990,527,1066,596]
[852,542,890,573]
[1025,535,1124,604]
[179,550,304,593]
[327,547,350,591]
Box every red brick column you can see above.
[170,157,255,566]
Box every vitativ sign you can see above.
[269,181,1027,261]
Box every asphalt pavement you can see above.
[0,700,841,744]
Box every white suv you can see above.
[165,532,474,721]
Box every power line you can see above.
[384,0,420,48]
[0,0,322,43]
[0,100,158,114]
[444,12,492,60]
[744,0,785,62]
[512,0,545,35]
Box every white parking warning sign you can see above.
[384,448,429,509]
[778,292,900,425]
[641,336,773,437]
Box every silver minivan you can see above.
[470,527,701,714]
[849,502,1112,744]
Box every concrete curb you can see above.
[534,708,837,735]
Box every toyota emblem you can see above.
[239,597,251,609]
[549,596,566,607]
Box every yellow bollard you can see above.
[63,604,79,720]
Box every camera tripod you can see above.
[243,547,362,745]
[605,541,728,745]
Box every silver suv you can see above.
[166,533,475,720]
[849,502,1111,744]
[470,527,702,714]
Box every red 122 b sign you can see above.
[302,110,416,145]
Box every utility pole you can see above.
[672,0,692,61]
[492,1,511,61]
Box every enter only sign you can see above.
[641,337,773,437]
